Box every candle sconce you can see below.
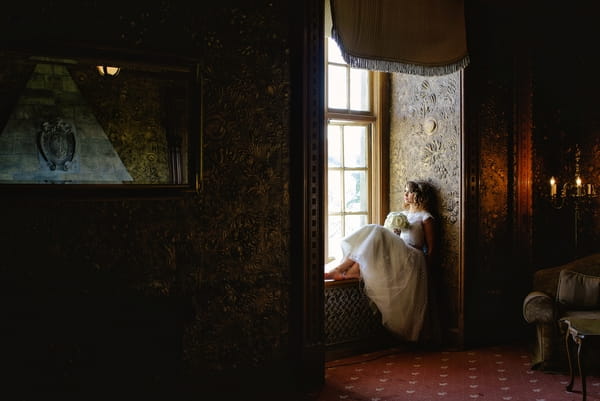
[548,179,597,210]
[547,144,597,256]
[548,143,597,209]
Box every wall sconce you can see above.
[548,143,597,257]
[96,65,120,77]
[548,144,597,209]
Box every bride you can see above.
[324,180,437,342]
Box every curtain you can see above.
[329,0,469,76]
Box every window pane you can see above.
[327,125,342,167]
[344,170,367,212]
[345,214,367,237]
[327,37,346,64]
[343,125,367,167]
[328,65,348,109]
[350,69,370,111]
[325,32,377,270]
[328,215,343,261]
[328,213,368,263]
[328,170,342,213]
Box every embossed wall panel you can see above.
[478,90,511,273]
[462,1,533,345]
[389,72,462,341]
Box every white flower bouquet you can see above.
[384,211,410,233]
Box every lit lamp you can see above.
[96,65,120,77]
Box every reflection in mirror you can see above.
[0,51,200,190]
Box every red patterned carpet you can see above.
[315,344,600,401]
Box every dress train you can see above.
[341,224,428,341]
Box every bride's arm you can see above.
[423,217,436,268]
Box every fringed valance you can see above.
[329,0,470,76]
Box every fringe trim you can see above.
[332,30,470,76]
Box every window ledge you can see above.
[325,278,361,288]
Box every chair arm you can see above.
[523,291,556,324]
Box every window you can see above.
[325,37,386,264]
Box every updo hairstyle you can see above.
[405,180,433,211]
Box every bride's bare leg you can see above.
[343,262,360,279]
[324,258,356,280]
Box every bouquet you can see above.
[384,211,410,233]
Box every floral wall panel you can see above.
[389,72,462,342]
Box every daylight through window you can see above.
[325,37,383,264]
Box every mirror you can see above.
[0,48,201,196]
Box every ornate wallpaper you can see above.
[389,72,462,338]
[184,3,292,370]
[0,0,293,381]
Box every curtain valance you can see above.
[329,0,470,76]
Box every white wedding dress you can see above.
[340,210,433,341]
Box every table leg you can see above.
[566,328,575,392]
[576,339,586,401]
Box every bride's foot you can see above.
[324,261,360,280]
[324,268,346,280]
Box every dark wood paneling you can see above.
[463,1,533,345]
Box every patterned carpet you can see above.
[315,343,600,401]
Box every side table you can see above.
[560,317,600,401]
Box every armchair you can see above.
[522,252,600,371]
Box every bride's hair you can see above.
[405,180,433,210]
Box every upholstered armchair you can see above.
[522,252,600,371]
